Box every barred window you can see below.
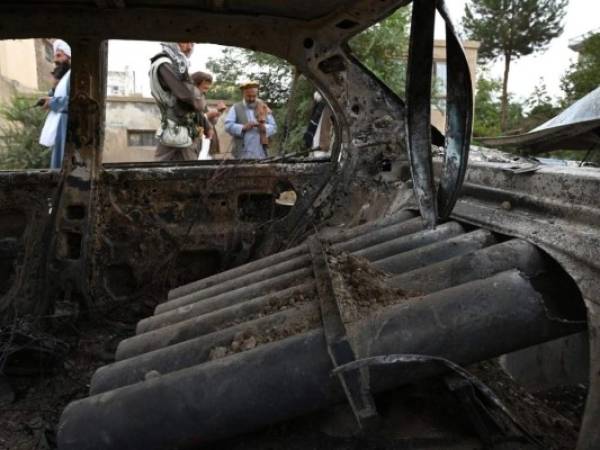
[127,130,157,147]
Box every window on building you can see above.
[127,130,157,147]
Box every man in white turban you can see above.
[39,39,71,169]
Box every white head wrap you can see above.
[53,39,72,58]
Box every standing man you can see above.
[149,42,204,161]
[39,39,71,169]
[224,81,277,159]
[191,71,226,157]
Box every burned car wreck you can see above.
[0,1,598,449]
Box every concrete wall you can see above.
[0,39,39,91]
[34,39,55,93]
[103,96,161,163]
[103,96,234,163]
[431,39,480,132]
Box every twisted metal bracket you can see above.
[406,0,473,228]
[307,236,379,428]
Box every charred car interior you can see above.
[0,1,599,450]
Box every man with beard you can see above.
[39,39,71,169]
[224,81,277,159]
[149,42,205,161]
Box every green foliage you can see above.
[472,72,524,137]
[206,47,300,154]
[205,7,411,155]
[522,81,560,130]
[561,33,600,105]
[206,48,293,108]
[348,8,410,97]
[463,0,567,130]
[0,94,50,170]
[463,0,567,62]
[281,76,316,153]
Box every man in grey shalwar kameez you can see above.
[224,81,277,159]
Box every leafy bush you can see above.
[0,94,50,170]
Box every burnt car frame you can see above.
[0,1,598,449]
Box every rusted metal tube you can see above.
[139,222,454,335]
[166,210,415,301]
[137,267,313,334]
[119,281,316,360]
[318,209,416,243]
[159,216,423,315]
[156,254,312,315]
[374,229,496,274]
[168,244,307,300]
[354,221,464,261]
[331,217,424,253]
[390,239,546,294]
[58,270,585,450]
[92,301,320,394]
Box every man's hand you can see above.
[258,122,267,132]
[41,97,51,110]
[242,121,258,131]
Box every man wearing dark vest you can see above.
[224,81,277,159]
[149,42,204,161]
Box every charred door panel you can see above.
[90,162,330,305]
[0,171,59,317]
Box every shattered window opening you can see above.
[103,40,337,166]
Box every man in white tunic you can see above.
[39,39,71,169]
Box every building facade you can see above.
[103,96,233,163]
[0,38,55,104]
[431,39,480,132]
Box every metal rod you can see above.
[137,267,313,334]
[166,210,415,301]
[93,302,320,394]
[156,217,424,317]
[353,221,464,261]
[374,229,496,274]
[331,217,424,253]
[318,209,416,243]
[167,244,307,300]
[156,254,312,315]
[118,281,316,360]
[390,239,546,294]
[58,270,585,450]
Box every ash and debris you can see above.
[468,359,583,450]
[208,250,419,360]
[208,302,321,361]
[225,292,312,327]
[326,249,413,323]
[0,307,145,450]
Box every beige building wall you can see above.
[431,39,480,132]
[103,96,161,163]
[0,40,39,91]
[103,96,234,163]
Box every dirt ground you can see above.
[0,308,142,450]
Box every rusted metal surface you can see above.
[90,162,330,304]
[449,159,600,449]
[58,211,586,448]
[477,86,600,152]
[0,1,598,449]
[405,0,473,227]
[0,171,59,317]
